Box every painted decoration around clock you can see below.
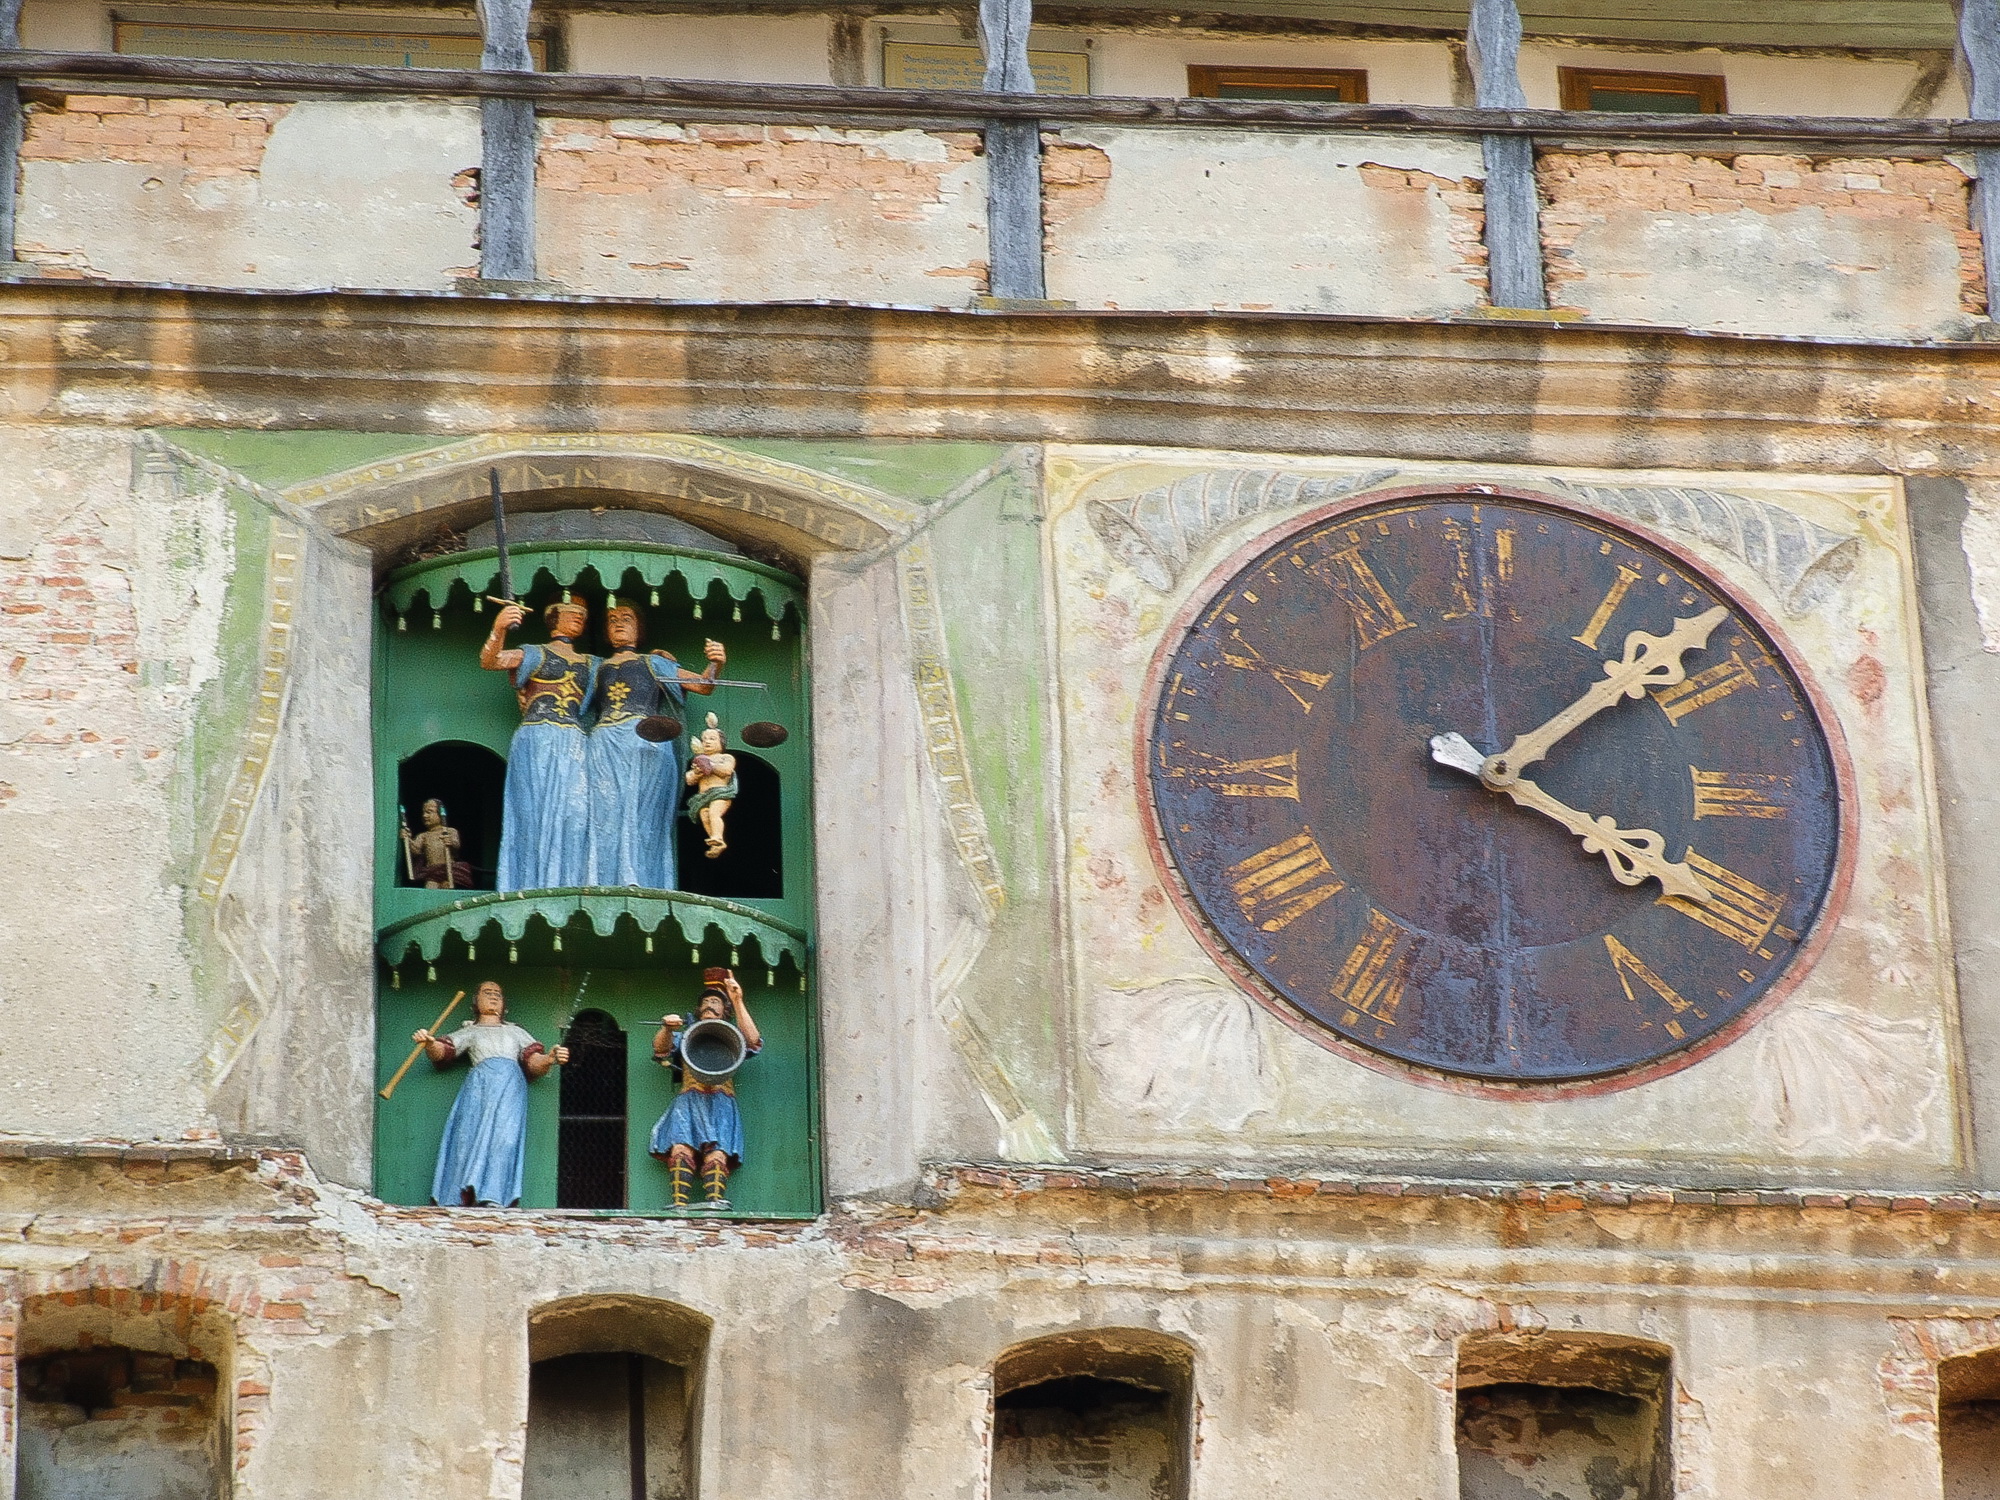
[1142,491,1846,1085]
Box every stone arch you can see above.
[1454,1331,1673,1500]
[523,1295,713,1500]
[991,1328,1196,1500]
[287,435,921,567]
[1939,1345,2000,1498]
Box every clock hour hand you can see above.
[1429,733,1713,904]
[1481,606,1728,788]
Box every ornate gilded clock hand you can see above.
[1480,606,1728,788]
[1429,733,1713,904]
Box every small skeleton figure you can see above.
[401,798,472,889]
[684,713,738,859]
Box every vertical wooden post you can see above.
[0,0,24,268]
[1466,0,1546,309]
[477,0,538,283]
[980,0,1046,301]
[1962,0,2000,317]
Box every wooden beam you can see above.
[478,0,538,283]
[1466,0,1545,309]
[2,53,1997,150]
[0,4,22,265]
[1963,0,2000,318]
[979,0,1046,300]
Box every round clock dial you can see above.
[1142,491,1846,1085]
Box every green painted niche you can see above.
[371,538,818,1217]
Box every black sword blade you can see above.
[490,467,514,602]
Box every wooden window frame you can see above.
[1187,65,1369,104]
[1558,66,1727,114]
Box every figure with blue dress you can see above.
[585,597,725,890]
[651,969,762,1209]
[483,597,598,891]
[416,979,568,1207]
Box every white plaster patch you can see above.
[1963,490,2000,653]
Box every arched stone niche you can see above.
[523,1295,714,1500]
[1454,1332,1673,1500]
[1940,1345,2000,1499]
[991,1328,1196,1500]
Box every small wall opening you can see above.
[396,740,506,889]
[524,1296,711,1500]
[991,1329,1194,1500]
[675,749,781,900]
[18,1294,233,1500]
[1456,1334,1672,1500]
[1940,1347,2000,1499]
[557,1008,628,1209]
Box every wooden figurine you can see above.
[685,713,739,859]
[482,596,598,891]
[650,969,762,1209]
[415,980,568,1207]
[585,596,724,890]
[400,797,472,889]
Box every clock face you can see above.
[1142,492,1846,1085]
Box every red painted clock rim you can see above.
[1131,479,1860,1102]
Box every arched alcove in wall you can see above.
[17,1288,236,1500]
[1940,1346,2000,1499]
[1455,1333,1672,1500]
[991,1329,1196,1500]
[524,1296,713,1500]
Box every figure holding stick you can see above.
[380,989,466,1100]
[417,979,568,1208]
[400,798,472,890]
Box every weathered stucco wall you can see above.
[16,96,478,290]
[536,121,989,302]
[1042,127,1487,316]
[1539,150,1981,338]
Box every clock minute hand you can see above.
[1481,605,1728,788]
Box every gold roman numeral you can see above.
[1333,909,1413,1029]
[1308,544,1413,650]
[1226,832,1346,932]
[1691,768,1790,820]
[1660,850,1786,951]
[1654,647,1759,724]
[1604,934,1703,1040]
[1219,630,1332,713]
[1160,749,1300,799]
[1573,566,1642,650]
[1441,517,1482,620]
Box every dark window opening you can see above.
[992,1331,1193,1500]
[20,1344,226,1500]
[557,1009,627,1210]
[396,740,506,891]
[1559,67,1726,114]
[1941,1348,2000,1498]
[676,750,782,901]
[1456,1337,1672,1500]
[1187,65,1368,103]
[524,1352,694,1500]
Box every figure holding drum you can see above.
[651,968,762,1209]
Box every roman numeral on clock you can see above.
[1654,647,1759,724]
[1604,935,1703,1040]
[1226,832,1345,932]
[1306,545,1413,650]
[1159,749,1300,799]
[1659,850,1786,950]
[1332,910,1414,1029]
[1690,768,1790,820]
[1573,565,1642,650]
[1219,630,1332,712]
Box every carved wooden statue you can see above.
[650,969,761,1209]
[482,597,598,891]
[685,713,739,859]
[401,797,472,889]
[415,980,568,1207]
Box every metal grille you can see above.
[557,1010,627,1210]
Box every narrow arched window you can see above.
[1456,1334,1671,1500]
[557,1009,628,1209]
[1941,1347,2000,1498]
[991,1330,1193,1500]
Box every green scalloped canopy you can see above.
[376,889,810,969]
[383,542,804,620]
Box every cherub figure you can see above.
[684,713,738,859]
[401,797,472,889]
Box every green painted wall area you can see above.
[163,430,446,491]
[714,439,1006,504]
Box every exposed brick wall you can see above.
[21,95,285,177]
[539,120,982,225]
[1358,162,1489,297]
[1538,150,1984,316]
[1041,139,1112,232]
